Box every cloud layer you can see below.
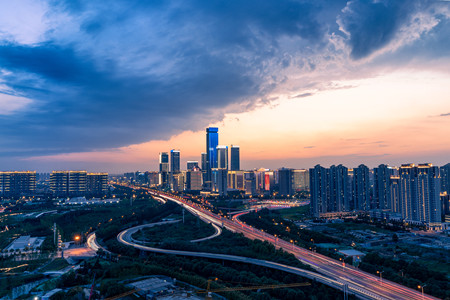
[0,0,449,161]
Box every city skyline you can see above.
[0,1,449,172]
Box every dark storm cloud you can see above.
[0,0,328,156]
[0,0,448,159]
[338,0,426,59]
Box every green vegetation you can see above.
[241,208,450,300]
[39,258,69,272]
[0,273,45,298]
[240,209,342,259]
[132,213,216,245]
[360,252,449,299]
[277,205,310,221]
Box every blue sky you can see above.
[0,0,449,172]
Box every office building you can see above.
[205,127,219,189]
[159,152,169,186]
[0,171,36,196]
[254,168,268,194]
[201,153,207,170]
[86,173,108,196]
[264,171,275,193]
[244,171,256,196]
[278,168,292,197]
[171,172,184,192]
[159,152,169,172]
[216,145,228,170]
[185,169,202,191]
[187,161,199,171]
[291,169,309,192]
[230,145,240,171]
[170,150,181,173]
[212,168,227,196]
[201,152,208,187]
[228,170,245,190]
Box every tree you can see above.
[392,233,399,243]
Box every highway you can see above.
[109,186,438,300]
[147,190,439,300]
[117,221,350,297]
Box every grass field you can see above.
[278,205,310,220]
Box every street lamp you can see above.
[376,270,384,283]
[418,284,426,299]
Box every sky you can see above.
[0,0,449,173]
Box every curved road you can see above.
[117,223,352,297]
[139,189,438,300]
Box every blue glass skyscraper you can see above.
[206,127,219,169]
[205,127,219,189]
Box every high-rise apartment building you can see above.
[310,165,328,217]
[170,150,181,173]
[440,163,450,194]
[50,171,87,197]
[329,165,349,212]
[0,171,36,196]
[415,164,441,227]
[353,164,371,211]
[86,173,108,196]
[230,145,240,171]
[216,145,228,170]
[399,164,416,220]
[374,164,393,210]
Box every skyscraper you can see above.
[329,165,349,212]
[205,127,219,189]
[416,164,441,226]
[159,152,169,173]
[310,165,328,217]
[159,152,169,186]
[353,164,371,211]
[230,145,240,171]
[440,163,450,194]
[216,145,228,170]
[374,164,393,210]
[399,164,415,220]
[278,168,292,197]
[201,153,207,170]
[212,168,228,196]
[170,149,181,173]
